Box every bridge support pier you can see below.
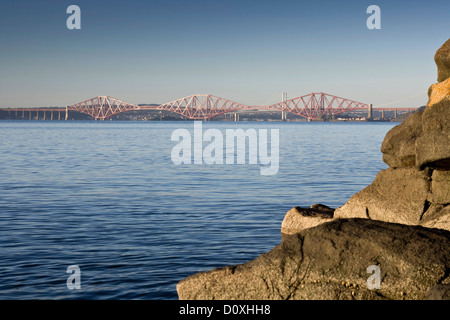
[65,106,68,120]
[368,104,373,119]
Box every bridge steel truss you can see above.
[267,92,369,120]
[68,96,140,120]
[142,94,249,120]
[65,92,369,120]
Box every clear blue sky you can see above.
[0,0,449,108]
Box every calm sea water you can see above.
[0,120,396,299]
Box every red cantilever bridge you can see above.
[1,93,417,121]
[69,92,370,120]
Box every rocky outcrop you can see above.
[282,39,450,234]
[416,99,450,168]
[380,110,423,168]
[333,39,450,231]
[435,39,450,83]
[380,98,450,170]
[177,219,450,300]
[333,165,450,230]
[334,167,431,225]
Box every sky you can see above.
[0,0,449,108]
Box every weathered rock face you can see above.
[380,99,450,169]
[416,99,450,168]
[381,38,449,170]
[335,97,450,231]
[177,219,450,300]
[332,40,450,229]
[380,110,423,168]
[281,204,334,234]
[335,47,450,230]
[435,38,450,83]
[334,167,431,225]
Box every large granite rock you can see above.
[334,167,449,231]
[177,219,450,300]
[435,38,450,83]
[336,98,450,231]
[381,110,423,168]
[334,167,431,225]
[416,99,450,168]
[380,99,450,169]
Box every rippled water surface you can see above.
[0,120,396,299]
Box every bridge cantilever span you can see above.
[65,92,371,121]
[140,94,248,120]
[267,92,369,119]
[68,96,140,120]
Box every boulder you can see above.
[177,219,450,300]
[381,98,450,170]
[415,99,450,168]
[334,167,431,226]
[347,94,450,231]
[381,110,423,168]
[381,38,449,170]
[435,38,450,82]
[281,204,334,235]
